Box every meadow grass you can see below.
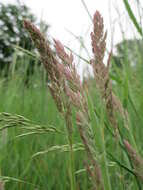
[0,7,143,190]
[0,71,85,189]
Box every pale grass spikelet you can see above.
[22,10,143,190]
[24,20,78,188]
[64,86,81,108]
[76,111,104,190]
[54,39,73,65]
[64,67,74,81]
[24,20,73,131]
[91,11,107,64]
[54,39,82,91]
[47,83,63,113]
[54,34,104,189]
[24,20,60,82]
[85,162,97,189]
[91,11,129,136]
[24,16,104,190]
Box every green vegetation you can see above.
[0,1,143,190]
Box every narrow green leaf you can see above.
[0,176,43,189]
[123,0,142,36]
[13,45,40,60]
[81,0,93,23]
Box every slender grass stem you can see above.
[69,139,76,190]
[88,95,111,190]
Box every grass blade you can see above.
[123,0,142,36]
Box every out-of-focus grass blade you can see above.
[109,74,122,84]
[64,45,90,64]
[108,152,135,175]
[123,0,142,36]
[13,45,40,60]
[108,152,142,189]
[65,28,91,58]
[128,95,142,123]
[75,168,86,175]
[0,176,43,189]
[123,74,129,108]
[0,112,63,134]
[75,166,93,175]
[14,131,44,138]
[81,0,93,23]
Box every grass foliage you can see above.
[0,2,143,189]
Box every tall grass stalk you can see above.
[123,0,143,36]
[88,95,111,190]
[24,19,77,190]
[0,5,143,189]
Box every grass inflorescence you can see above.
[0,8,142,190]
